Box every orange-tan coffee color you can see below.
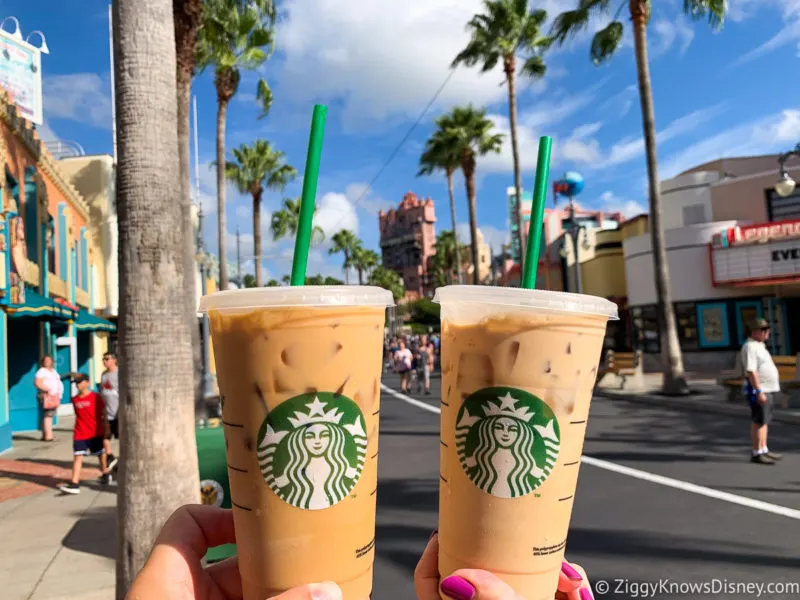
[434,286,617,600]
[202,286,393,600]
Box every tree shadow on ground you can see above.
[62,504,116,559]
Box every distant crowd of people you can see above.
[385,330,441,395]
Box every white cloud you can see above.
[313,191,360,239]
[729,0,800,66]
[598,191,646,218]
[660,108,800,179]
[43,73,112,129]
[235,205,251,219]
[601,85,637,119]
[651,17,695,58]
[344,182,393,216]
[276,0,576,129]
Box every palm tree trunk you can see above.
[174,0,204,420]
[462,156,481,286]
[630,2,687,395]
[113,0,199,595]
[343,251,350,285]
[253,190,263,286]
[216,97,229,291]
[358,268,364,285]
[446,169,462,285]
[505,56,526,266]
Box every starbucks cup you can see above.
[433,285,618,600]
[200,286,394,600]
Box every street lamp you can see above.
[775,143,800,198]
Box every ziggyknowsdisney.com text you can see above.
[593,578,800,598]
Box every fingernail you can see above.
[561,562,582,581]
[580,588,594,600]
[441,575,476,600]
[309,582,343,600]
[428,529,438,541]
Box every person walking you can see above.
[741,318,783,465]
[100,352,120,471]
[394,338,413,394]
[34,355,63,442]
[416,334,434,395]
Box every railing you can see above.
[44,140,86,160]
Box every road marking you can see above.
[580,456,800,520]
[382,384,800,521]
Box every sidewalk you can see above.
[595,372,800,424]
[0,416,116,600]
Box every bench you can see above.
[596,350,644,390]
[718,354,800,403]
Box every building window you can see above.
[57,203,67,279]
[47,217,56,275]
[674,302,699,350]
[696,302,731,348]
[682,204,706,226]
[631,305,660,353]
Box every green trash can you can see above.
[196,420,237,563]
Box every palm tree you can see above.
[197,0,275,290]
[113,0,199,594]
[550,0,725,395]
[453,0,550,264]
[432,230,464,285]
[368,266,405,301]
[224,140,296,286]
[436,105,503,285]
[351,246,380,285]
[328,229,360,284]
[419,129,463,284]
[172,0,205,420]
[270,197,325,244]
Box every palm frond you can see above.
[590,21,624,65]
[256,79,273,119]
[683,0,726,29]
[519,55,546,79]
[549,9,592,45]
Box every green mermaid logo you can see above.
[257,393,367,510]
[455,387,560,498]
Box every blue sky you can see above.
[10,0,800,281]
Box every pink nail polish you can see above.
[441,575,476,600]
[561,562,582,581]
[580,587,594,600]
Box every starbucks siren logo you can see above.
[455,387,560,498]
[257,393,367,510]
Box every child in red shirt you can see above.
[58,373,111,495]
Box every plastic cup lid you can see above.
[433,285,618,320]
[199,285,395,313]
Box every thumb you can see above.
[272,582,343,600]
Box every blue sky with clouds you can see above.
[10,0,800,281]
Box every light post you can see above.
[192,95,214,400]
[775,143,800,198]
[562,198,584,294]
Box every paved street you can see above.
[3,377,800,599]
[374,372,800,600]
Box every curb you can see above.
[595,389,800,426]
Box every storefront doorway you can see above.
[8,319,41,432]
[55,335,77,401]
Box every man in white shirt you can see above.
[741,318,782,465]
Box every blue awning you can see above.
[6,288,76,321]
[74,308,116,333]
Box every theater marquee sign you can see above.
[711,219,800,285]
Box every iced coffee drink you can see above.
[434,286,618,600]
[200,286,394,600]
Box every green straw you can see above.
[520,136,553,289]
[290,104,328,286]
